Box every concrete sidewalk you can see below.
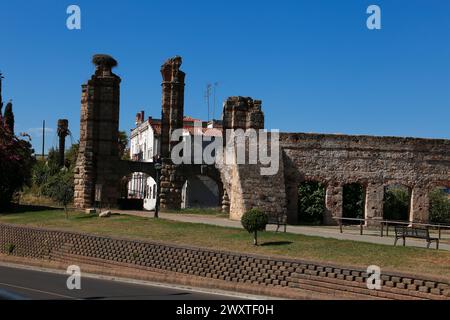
[113,210,450,251]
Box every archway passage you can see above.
[181,175,220,209]
[429,186,450,224]
[297,181,326,225]
[343,183,366,224]
[119,172,157,211]
[383,185,411,221]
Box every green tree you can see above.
[118,131,129,160]
[429,188,450,224]
[241,208,268,246]
[46,170,74,218]
[3,102,14,134]
[343,183,365,223]
[298,182,326,224]
[383,187,410,221]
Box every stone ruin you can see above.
[74,54,450,225]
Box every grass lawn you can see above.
[1,208,450,280]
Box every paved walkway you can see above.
[113,210,450,251]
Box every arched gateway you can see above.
[74,55,222,210]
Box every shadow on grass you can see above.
[260,241,293,247]
[2,204,61,214]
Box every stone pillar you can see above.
[410,186,430,223]
[160,56,185,159]
[57,119,69,167]
[74,54,121,209]
[158,56,186,210]
[159,160,184,210]
[365,182,385,225]
[324,182,343,225]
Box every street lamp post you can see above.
[154,159,162,219]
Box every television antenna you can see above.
[204,83,212,121]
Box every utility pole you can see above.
[204,84,212,121]
[42,120,45,160]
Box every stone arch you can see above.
[182,175,221,209]
[342,182,366,224]
[180,164,224,210]
[382,183,412,221]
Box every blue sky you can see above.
[0,0,449,153]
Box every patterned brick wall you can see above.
[0,223,448,300]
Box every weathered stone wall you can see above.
[1,223,449,300]
[220,97,287,220]
[281,133,450,224]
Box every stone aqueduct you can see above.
[74,55,450,225]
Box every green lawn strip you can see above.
[0,210,449,280]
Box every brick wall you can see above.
[0,223,449,300]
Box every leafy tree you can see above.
[3,102,14,134]
[429,188,450,224]
[298,182,326,224]
[383,187,410,221]
[241,208,268,246]
[343,183,365,223]
[45,170,74,218]
[0,126,35,210]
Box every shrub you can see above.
[5,243,15,255]
[429,188,450,224]
[241,208,268,246]
[298,182,326,224]
[45,170,74,218]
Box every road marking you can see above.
[0,282,78,300]
[0,262,276,300]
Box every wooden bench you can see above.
[394,226,439,250]
[267,214,287,233]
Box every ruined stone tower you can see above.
[74,54,121,209]
[158,56,186,210]
[160,56,185,158]
[222,96,264,131]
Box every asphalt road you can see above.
[0,265,242,300]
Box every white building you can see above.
[128,111,223,211]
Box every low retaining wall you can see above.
[0,223,449,300]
